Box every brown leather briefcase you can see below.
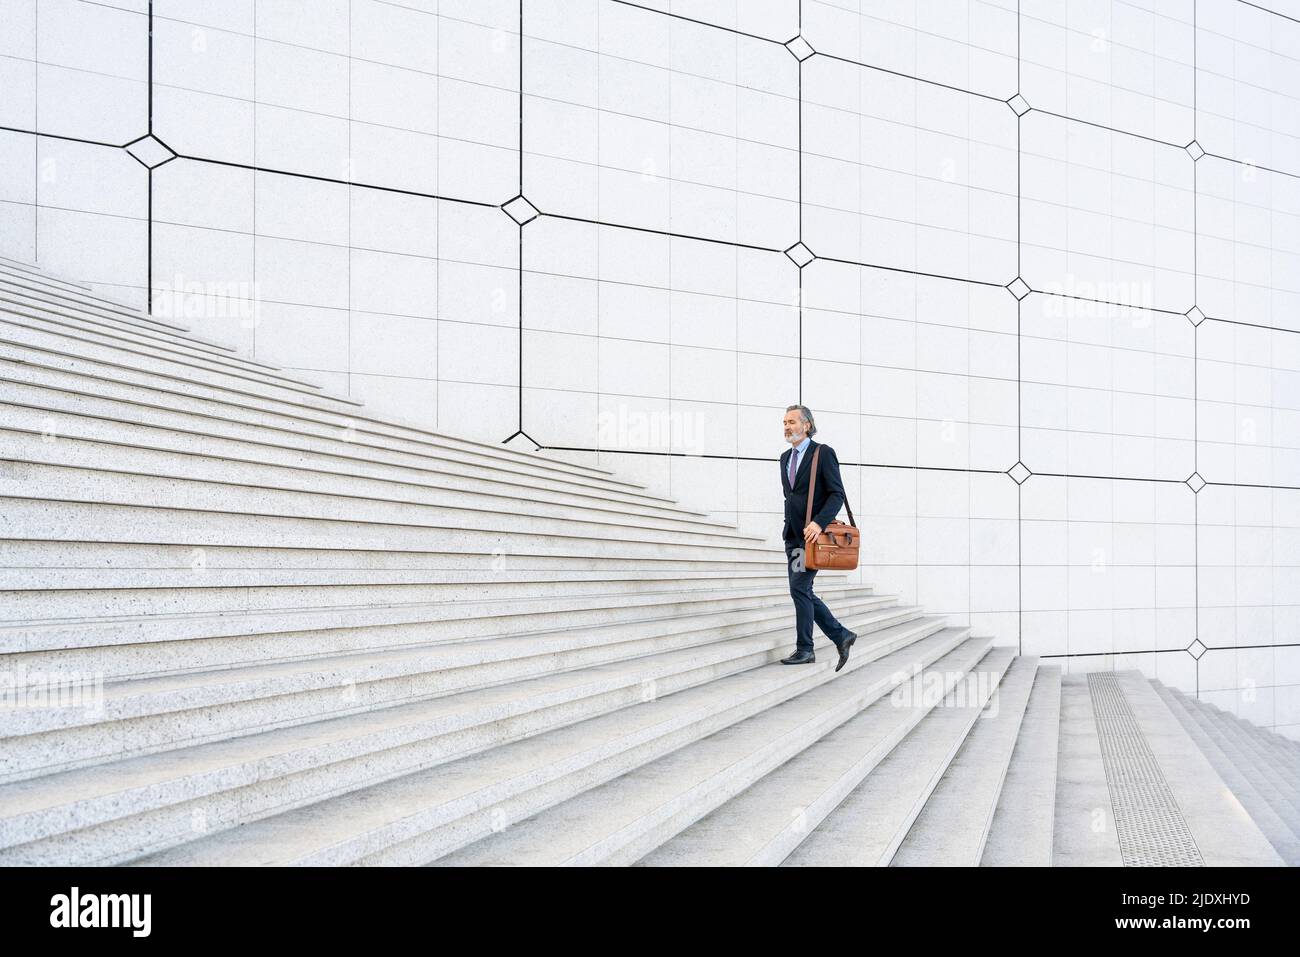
[801,446,860,571]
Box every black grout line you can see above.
[0,125,121,150]
[531,446,1300,493]
[816,254,1006,290]
[517,219,523,432]
[7,184,1299,337]
[146,167,152,311]
[251,1,256,359]
[538,210,785,254]
[170,152,498,207]
[1015,0,1025,662]
[814,49,1008,106]
[1015,19,1022,661]
[797,16,803,407]
[1039,643,1300,658]
[346,0,352,395]
[501,0,536,452]
[146,0,153,310]
[1237,0,1300,26]
[32,0,37,263]
[147,0,153,133]
[1031,106,1187,151]
[610,0,780,48]
[1194,491,1199,642]
[1203,151,1300,183]
[518,0,523,194]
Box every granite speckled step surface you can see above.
[1151,681,1300,865]
[1,260,1294,867]
[1,594,908,779]
[6,616,947,866]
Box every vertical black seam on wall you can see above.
[146,0,154,311]
[1017,0,1022,655]
[1193,0,1200,664]
[347,0,353,396]
[517,0,525,434]
[796,2,803,405]
[33,4,38,262]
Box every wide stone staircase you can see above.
[0,255,1292,866]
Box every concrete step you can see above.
[1224,711,1300,776]
[1198,701,1300,792]
[0,567,801,591]
[775,646,1017,866]
[0,356,671,503]
[1151,681,1300,864]
[0,281,304,371]
[1,599,906,787]
[0,615,956,865]
[1,594,908,780]
[0,459,762,558]
[0,318,351,409]
[2,579,874,664]
[0,496,780,579]
[0,262,196,335]
[1051,674,1123,866]
[0,292,325,388]
[890,655,1040,866]
[1170,696,1300,834]
[0,286,257,367]
[0,333,651,496]
[1,571,822,619]
[0,425,749,545]
[1088,672,1282,865]
[0,514,774,598]
[0,539,790,575]
[1182,693,1300,776]
[979,664,1062,866]
[637,644,1016,866]
[0,385,720,521]
[432,629,985,867]
[1194,704,1300,820]
[0,459,762,553]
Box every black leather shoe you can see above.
[834,630,857,672]
[780,649,815,665]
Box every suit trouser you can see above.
[784,537,850,654]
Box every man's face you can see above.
[783,411,806,445]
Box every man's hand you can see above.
[803,521,822,545]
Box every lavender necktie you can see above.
[789,447,798,487]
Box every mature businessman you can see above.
[780,404,857,670]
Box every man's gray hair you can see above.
[786,404,817,437]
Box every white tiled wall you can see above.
[1,0,1297,737]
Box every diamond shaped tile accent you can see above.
[1007,93,1031,116]
[784,242,815,268]
[1186,140,1205,161]
[1187,638,1207,659]
[1186,305,1205,326]
[124,134,177,170]
[784,35,815,61]
[502,430,541,452]
[1008,461,1031,484]
[1186,471,1206,493]
[502,195,539,225]
[1007,277,1031,300]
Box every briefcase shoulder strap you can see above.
[804,445,856,529]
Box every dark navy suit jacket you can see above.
[780,439,846,543]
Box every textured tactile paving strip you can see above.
[1088,673,1204,867]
